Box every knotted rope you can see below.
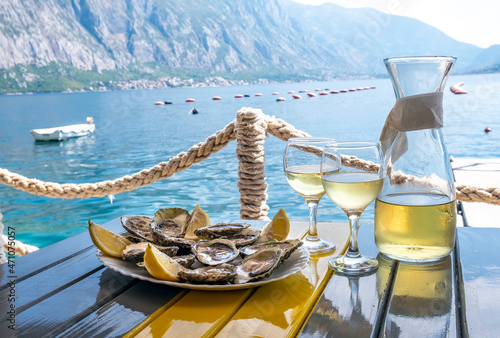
[1,108,499,256]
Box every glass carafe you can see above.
[375,56,457,263]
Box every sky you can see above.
[291,0,499,49]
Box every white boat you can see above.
[31,117,95,141]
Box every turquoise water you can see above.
[1,73,499,249]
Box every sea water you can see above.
[0,73,499,248]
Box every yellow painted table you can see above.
[2,217,499,337]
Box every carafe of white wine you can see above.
[375,56,457,263]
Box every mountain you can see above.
[468,45,500,73]
[0,0,496,93]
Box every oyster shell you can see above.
[122,242,179,263]
[225,228,261,247]
[173,254,196,268]
[121,216,154,242]
[240,239,303,261]
[194,222,251,240]
[235,247,284,284]
[178,263,237,284]
[151,229,194,254]
[191,239,239,266]
[152,208,190,237]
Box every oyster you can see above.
[225,228,261,247]
[121,216,154,242]
[151,230,194,254]
[173,254,196,268]
[122,242,179,263]
[191,239,239,266]
[152,208,190,238]
[240,239,303,262]
[194,222,251,240]
[235,247,284,284]
[178,263,237,284]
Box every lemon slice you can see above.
[183,204,210,240]
[258,208,290,243]
[143,244,184,282]
[88,220,132,257]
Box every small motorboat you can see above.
[276,97,285,102]
[31,117,95,141]
[212,96,221,100]
[244,94,250,97]
[450,82,467,94]
[330,90,339,94]
[307,93,316,97]
[340,89,348,93]
[190,108,199,115]
[235,94,243,98]
[255,93,263,97]
[272,92,279,95]
[319,92,328,96]
[292,94,302,100]
[186,98,196,102]
[287,91,294,94]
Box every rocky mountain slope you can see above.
[0,0,496,92]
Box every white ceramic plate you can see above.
[97,246,310,291]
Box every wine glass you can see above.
[284,137,336,255]
[321,141,385,275]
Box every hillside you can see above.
[0,0,495,93]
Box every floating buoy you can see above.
[292,94,302,99]
[307,93,316,97]
[451,82,467,94]
[276,97,285,102]
[155,101,165,105]
[235,94,243,98]
[212,96,221,100]
[186,98,195,102]
[330,90,339,94]
[319,92,328,96]
[272,92,279,95]
[485,127,492,133]
[255,93,263,97]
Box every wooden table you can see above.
[1,218,499,337]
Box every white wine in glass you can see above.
[321,141,385,275]
[284,138,336,255]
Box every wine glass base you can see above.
[328,254,378,275]
[303,238,336,255]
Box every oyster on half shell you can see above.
[122,242,179,263]
[224,228,261,247]
[178,263,237,284]
[239,239,303,261]
[194,222,251,240]
[152,208,190,238]
[121,216,154,242]
[151,230,194,254]
[235,246,284,284]
[191,239,239,266]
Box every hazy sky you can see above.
[292,0,499,48]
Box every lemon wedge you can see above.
[144,244,184,282]
[258,208,290,243]
[183,204,210,240]
[88,220,132,257]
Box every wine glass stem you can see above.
[306,201,320,241]
[346,214,361,258]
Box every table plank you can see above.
[456,227,500,337]
[380,255,459,337]
[55,281,187,338]
[299,223,383,337]
[0,217,124,286]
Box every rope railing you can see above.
[1,107,499,257]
